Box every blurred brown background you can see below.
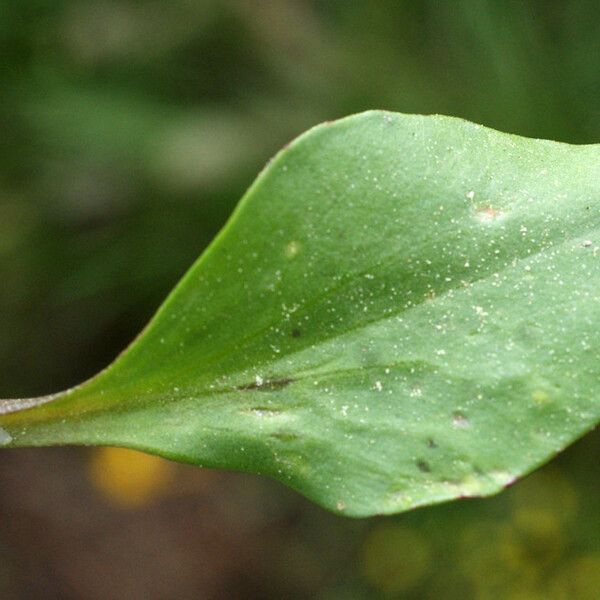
[0,1,599,598]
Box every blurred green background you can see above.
[1,1,599,598]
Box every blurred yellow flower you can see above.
[548,554,600,600]
[361,524,431,595]
[88,447,173,508]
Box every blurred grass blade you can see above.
[1,111,599,516]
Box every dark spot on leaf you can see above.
[416,459,431,473]
[291,328,301,338]
[270,432,299,442]
[237,378,294,392]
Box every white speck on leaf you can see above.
[285,241,300,258]
[452,413,470,428]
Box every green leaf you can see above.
[1,111,599,517]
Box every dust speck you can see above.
[285,241,301,259]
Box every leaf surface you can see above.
[2,111,599,516]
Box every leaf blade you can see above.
[2,111,600,516]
